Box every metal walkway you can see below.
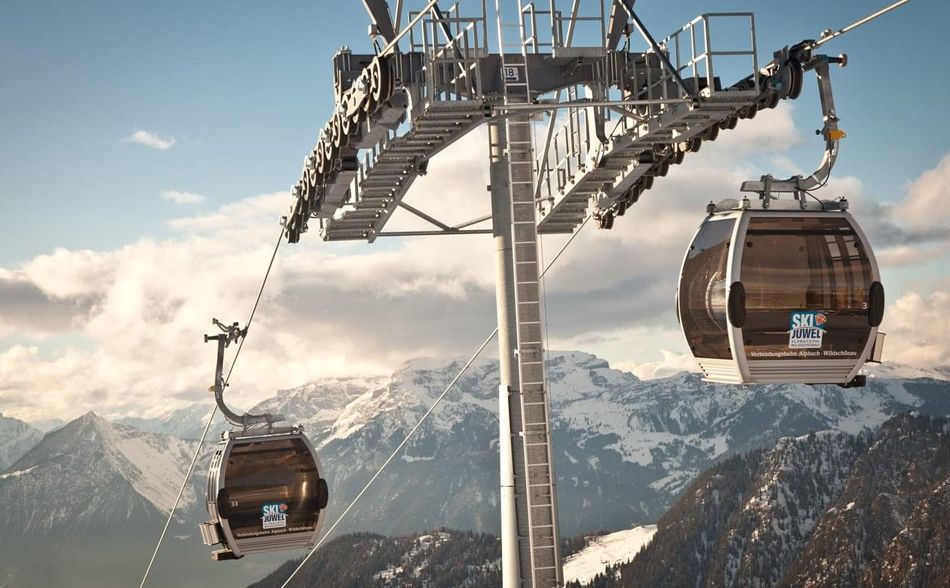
[283,5,781,245]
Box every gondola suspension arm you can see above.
[205,318,283,429]
[741,53,847,202]
[741,0,913,202]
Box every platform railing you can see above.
[533,12,763,221]
[408,1,489,104]
[663,13,760,97]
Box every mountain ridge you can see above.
[0,412,43,470]
[2,352,949,587]
[609,413,950,587]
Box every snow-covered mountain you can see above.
[610,413,950,587]
[0,413,290,588]
[0,412,43,470]
[3,351,949,587]
[117,402,224,440]
[243,351,950,536]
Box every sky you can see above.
[1,0,948,422]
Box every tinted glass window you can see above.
[679,218,735,360]
[224,437,321,540]
[741,215,872,360]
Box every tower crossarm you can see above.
[281,6,830,244]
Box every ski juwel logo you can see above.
[261,502,288,529]
[788,311,827,349]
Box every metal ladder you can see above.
[496,1,561,585]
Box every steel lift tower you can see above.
[280,1,860,585]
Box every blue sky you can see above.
[1,0,944,263]
[1,0,949,421]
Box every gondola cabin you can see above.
[677,198,885,386]
[199,429,328,560]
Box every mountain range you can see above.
[246,352,950,535]
[248,414,950,588]
[608,413,950,587]
[1,351,949,586]
[0,413,43,470]
[0,413,287,587]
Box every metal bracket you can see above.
[204,318,284,431]
[741,55,844,199]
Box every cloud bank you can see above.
[2,105,948,421]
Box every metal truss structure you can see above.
[281,1,803,244]
[277,1,879,586]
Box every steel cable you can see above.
[280,213,592,587]
[139,225,285,588]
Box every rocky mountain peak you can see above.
[614,414,950,588]
[0,413,44,471]
[3,411,197,518]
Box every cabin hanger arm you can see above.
[741,51,847,201]
[204,318,283,429]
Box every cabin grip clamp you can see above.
[204,317,284,431]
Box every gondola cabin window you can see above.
[741,215,873,360]
[679,218,735,360]
[225,438,320,540]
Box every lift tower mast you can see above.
[281,1,850,585]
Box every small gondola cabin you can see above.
[200,429,328,560]
[677,199,884,386]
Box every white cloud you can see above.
[880,287,950,368]
[161,190,207,205]
[123,129,176,150]
[713,101,802,154]
[3,115,947,422]
[873,245,943,268]
[615,349,700,381]
[897,154,950,230]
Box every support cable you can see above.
[139,225,286,588]
[809,0,912,51]
[279,213,593,588]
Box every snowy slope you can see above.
[0,412,286,588]
[563,525,657,585]
[616,414,950,588]
[0,412,198,530]
[239,351,950,536]
[0,413,43,470]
